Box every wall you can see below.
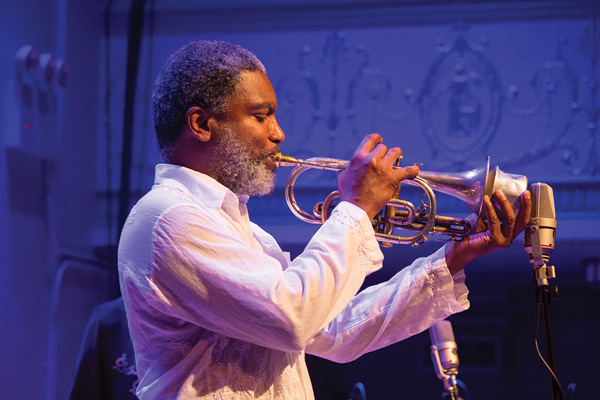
[0,1,106,399]
[1,1,599,399]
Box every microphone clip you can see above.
[526,219,557,286]
[534,264,556,287]
[430,344,460,398]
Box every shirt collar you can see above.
[154,163,248,210]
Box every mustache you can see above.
[266,145,281,158]
[256,145,281,162]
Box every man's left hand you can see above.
[444,189,532,275]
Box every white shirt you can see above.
[118,163,469,399]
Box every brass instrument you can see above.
[275,153,528,247]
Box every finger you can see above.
[482,195,502,238]
[492,190,517,239]
[513,190,532,240]
[393,164,420,181]
[370,142,389,160]
[382,147,403,167]
[355,133,383,157]
[476,215,488,234]
[464,213,480,234]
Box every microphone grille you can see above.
[530,182,555,219]
[429,320,455,345]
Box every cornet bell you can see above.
[416,156,527,218]
[485,165,528,216]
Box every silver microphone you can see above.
[429,320,461,399]
[524,183,557,285]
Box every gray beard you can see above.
[211,124,277,196]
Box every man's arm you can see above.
[305,246,468,363]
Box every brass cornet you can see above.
[275,153,528,247]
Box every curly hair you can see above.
[151,40,266,161]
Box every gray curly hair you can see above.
[151,40,266,161]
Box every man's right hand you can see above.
[337,134,420,220]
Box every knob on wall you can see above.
[15,45,68,90]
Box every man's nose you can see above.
[269,117,285,143]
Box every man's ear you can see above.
[185,106,215,142]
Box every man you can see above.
[118,40,530,399]
[68,297,138,400]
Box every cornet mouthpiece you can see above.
[274,153,301,167]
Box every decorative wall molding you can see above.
[107,1,600,35]
[272,22,599,177]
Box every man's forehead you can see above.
[230,71,277,109]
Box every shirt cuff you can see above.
[429,246,470,312]
[450,268,469,308]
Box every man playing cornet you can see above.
[118,40,531,400]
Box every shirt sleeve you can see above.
[304,245,470,363]
[131,200,383,353]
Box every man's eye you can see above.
[255,115,267,122]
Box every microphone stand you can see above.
[534,269,562,400]
[528,220,562,400]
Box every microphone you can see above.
[523,183,557,286]
[429,320,461,399]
